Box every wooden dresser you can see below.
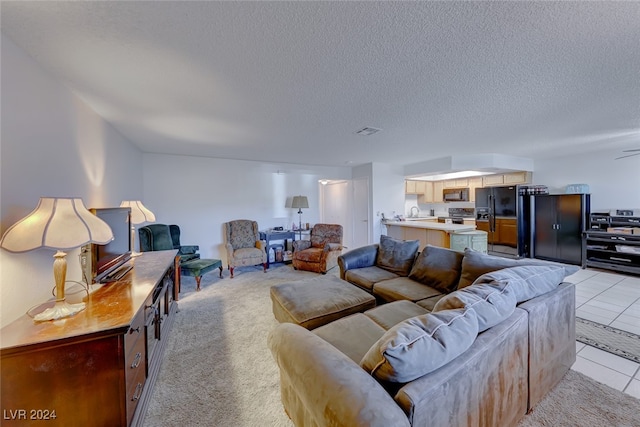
[1,250,178,427]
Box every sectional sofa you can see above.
[268,236,578,427]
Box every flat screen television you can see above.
[81,207,132,284]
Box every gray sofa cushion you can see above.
[408,245,464,293]
[457,249,578,289]
[376,235,420,276]
[374,277,442,303]
[416,294,446,311]
[360,308,479,383]
[472,265,567,303]
[345,266,400,292]
[364,300,430,330]
[432,283,516,332]
[313,313,386,364]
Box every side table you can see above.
[260,230,296,268]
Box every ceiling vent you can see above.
[355,127,382,136]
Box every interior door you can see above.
[352,178,370,249]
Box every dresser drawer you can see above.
[124,308,145,357]
[125,328,146,390]
[125,360,147,426]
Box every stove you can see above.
[448,208,476,218]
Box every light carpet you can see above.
[576,317,640,364]
[144,264,640,427]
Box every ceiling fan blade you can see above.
[622,149,640,152]
[615,152,640,160]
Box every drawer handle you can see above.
[132,383,143,401]
[610,257,632,263]
[129,326,140,334]
[131,352,142,369]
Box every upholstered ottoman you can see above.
[180,258,223,291]
[270,275,376,330]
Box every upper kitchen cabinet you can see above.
[443,179,469,188]
[405,180,427,194]
[483,172,531,186]
[432,181,444,203]
[468,177,483,202]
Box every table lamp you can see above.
[120,200,156,257]
[0,198,114,321]
[291,195,309,238]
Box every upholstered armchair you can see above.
[224,220,267,278]
[292,223,343,274]
[138,224,200,263]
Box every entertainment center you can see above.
[0,250,179,427]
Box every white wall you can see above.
[533,151,640,211]
[142,153,351,262]
[370,163,406,242]
[0,35,144,326]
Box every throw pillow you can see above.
[375,235,420,276]
[457,249,578,289]
[433,283,516,332]
[408,245,464,293]
[360,308,479,383]
[471,265,567,303]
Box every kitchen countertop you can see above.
[383,220,476,233]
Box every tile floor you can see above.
[564,268,640,399]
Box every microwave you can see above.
[443,188,470,202]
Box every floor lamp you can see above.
[291,195,309,239]
[120,201,156,257]
[0,198,114,321]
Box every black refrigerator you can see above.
[532,194,590,265]
[475,186,532,258]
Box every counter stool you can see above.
[180,258,223,291]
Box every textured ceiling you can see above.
[2,1,639,168]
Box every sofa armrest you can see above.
[268,323,410,427]
[338,244,379,279]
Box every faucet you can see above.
[410,206,420,218]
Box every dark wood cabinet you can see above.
[533,194,590,265]
[0,250,178,427]
[496,218,517,247]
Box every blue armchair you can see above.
[138,224,200,263]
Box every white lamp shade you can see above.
[120,200,156,225]
[0,197,114,253]
[291,196,309,209]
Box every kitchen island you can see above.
[383,220,476,250]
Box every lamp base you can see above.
[33,300,86,322]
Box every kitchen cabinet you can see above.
[443,179,469,188]
[476,220,494,242]
[421,181,434,202]
[405,180,426,195]
[483,174,505,186]
[432,181,444,203]
[533,194,590,265]
[504,172,530,184]
[468,177,483,202]
[483,172,531,187]
[496,218,517,247]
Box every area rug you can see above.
[144,265,639,426]
[576,317,640,364]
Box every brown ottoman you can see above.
[270,275,376,330]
